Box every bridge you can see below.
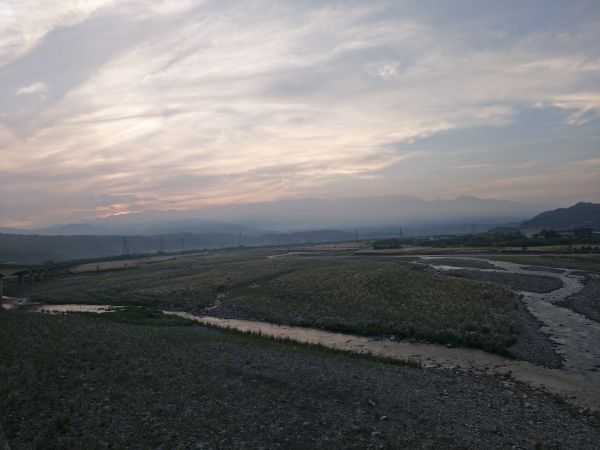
[0,263,71,300]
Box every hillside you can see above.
[521,202,600,231]
[0,230,357,264]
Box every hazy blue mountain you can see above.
[12,194,546,236]
[31,223,108,236]
[23,216,268,237]
[0,226,28,234]
[520,202,600,231]
[83,212,268,236]
[195,194,543,230]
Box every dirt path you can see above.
[163,311,600,411]
[419,256,600,385]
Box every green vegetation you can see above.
[224,261,516,354]
[488,255,600,272]
[97,306,197,327]
[10,252,518,354]
[14,252,321,311]
[373,233,600,251]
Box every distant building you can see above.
[573,227,594,237]
[534,227,595,239]
[535,229,560,239]
[487,227,522,236]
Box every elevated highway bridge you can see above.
[0,263,72,300]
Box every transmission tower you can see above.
[238,231,243,247]
[355,228,359,242]
[181,236,185,252]
[159,234,164,252]
[122,236,130,255]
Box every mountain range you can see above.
[6,195,546,236]
[521,202,600,231]
[2,197,598,264]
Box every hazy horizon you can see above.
[1,0,599,228]
[0,194,570,235]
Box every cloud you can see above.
[366,61,402,80]
[0,0,599,226]
[16,81,47,96]
[0,0,116,67]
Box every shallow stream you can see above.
[419,256,600,385]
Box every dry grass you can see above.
[223,261,516,353]
[14,254,516,353]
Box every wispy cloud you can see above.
[0,0,599,226]
[16,81,46,95]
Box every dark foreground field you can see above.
[1,312,599,449]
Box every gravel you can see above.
[556,274,600,323]
[423,258,504,270]
[446,269,563,293]
[508,294,563,368]
[1,313,599,449]
[520,266,566,274]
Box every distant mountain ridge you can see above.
[196,194,540,230]
[520,202,600,231]
[3,194,542,236]
[18,218,269,237]
[32,223,108,236]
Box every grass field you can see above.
[12,253,517,354]
[223,261,515,353]
[14,252,323,311]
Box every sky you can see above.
[0,0,599,227]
